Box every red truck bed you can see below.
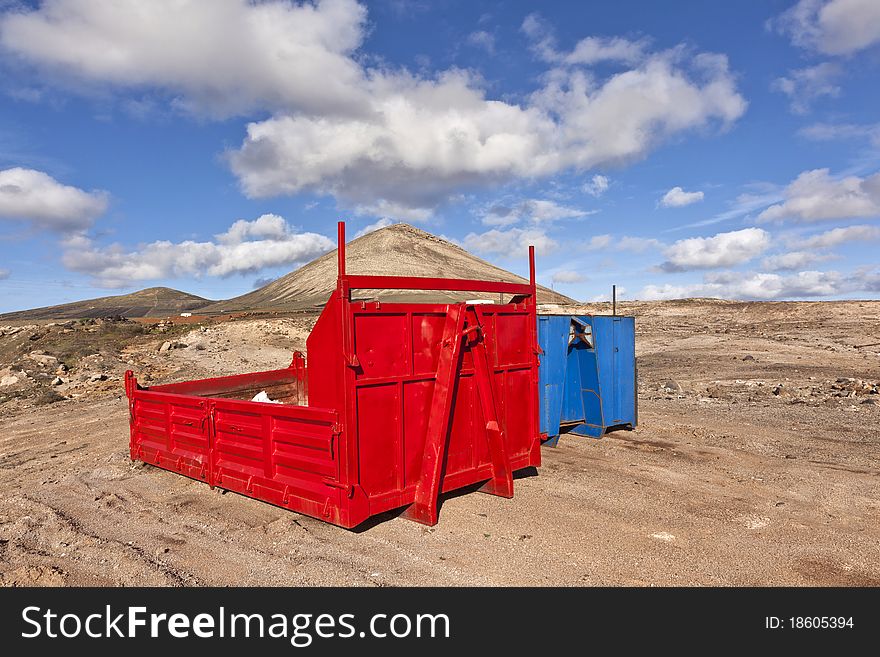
[126,222,541,528]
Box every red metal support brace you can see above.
[337,221,360,368]
[401,304,467,526]
[471,307,513,498]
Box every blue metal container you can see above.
[537,314,637,445]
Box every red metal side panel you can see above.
[130,392,210,483]
[342,302,540,519]
[402,379,432,488]
[211,398,342,522]
[127,377,347,525]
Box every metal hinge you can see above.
[322,479,354,498]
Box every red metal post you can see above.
[529,245,536,293]
[337,221,346,279]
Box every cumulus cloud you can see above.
[761,250,836,271]
[467,30,495,54]
[354,217,394,237]
[758,168,880,222]
[584,234,662,252]
[564,37,648,66]
[585,234,613,250]
[618,236,664,252]
[0,2,747,219]
[659,227,770,272]
[230,50,745,216]
[771,63,841,114]
[791,224,880,248]
[0,167,108,232]
[521,14,647,65]
[584,174,609,197]
[481,199,590,226]
[640,268,872,300]
[551,270,586,284]
[463,227,558,256]
[660,186,704,208]
[0,0,370,118]
[800,121,880,147]
[771,0,880,56]
[61,214,333,287]
[0,268,9,280]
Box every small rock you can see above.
[88,373,108,382]
[51,376,64,386]
[742,355,755,361]
[159,341,172,353]
[0,374,19,387]
[861,398,878,406]
[29,352,58,366]
[662,380,682,393]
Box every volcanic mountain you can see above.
[0,287,211,321]
[202,223,575,312]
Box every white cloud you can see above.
[761,250,836,271]
[800,121,880,147]
[640,269,867,300]
[353,199,431,223]
[551,270,586,284]
[758,168,880,222]
[590,286,626,302]
[521,15,647,65]
[216,213,290,244]
[564,37,647,66]
[463,227,558,256]
[467,30,495,54]
[481,199,590,226]
[585,234,612,250]
[771,0,880,56]
[354,217,393,237]
[618,236,664,252]
[61,214,333,287]
[660,227,770,272]
[584,234,662,252]
[584,174,609,197]
[0,0,370,118]
[0,2,747,218]
[771,63,841,114]
[0,167,108,232]
[0,3,747,225]
[660,186,704,208]
[0,268,9,280]
[230,50,745,216]
[791,224,880,248]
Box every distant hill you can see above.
[0,287,211,321]
[202,223,575,313]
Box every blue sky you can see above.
[1,0,879,312]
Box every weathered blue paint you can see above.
[537,314,637,445]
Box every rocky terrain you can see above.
[0,287,210,321]
[1,298,878,586]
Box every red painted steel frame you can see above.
[126,222,541,528]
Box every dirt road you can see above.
[1,300,878,586]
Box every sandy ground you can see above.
[1,300,878,586]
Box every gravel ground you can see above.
[1,299,878,586]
